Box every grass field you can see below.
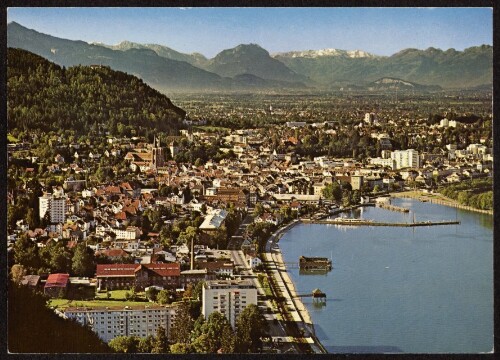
[48,298,150,309]
[48,290,149,309]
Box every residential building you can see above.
[63,304,178,343]
[96,263,181,291]
[350,175,364,190]
[39,193,67,224]
[202,279,258,328]
[199,209,228,230]
[369,157,396,170]
[391,149,420,169]
[44,273,70,298]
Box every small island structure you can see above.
[299,256,332,271]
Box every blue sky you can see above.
[7,7,493,57]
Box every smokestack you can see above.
[190,237,194,271]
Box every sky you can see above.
[7,7,493,58]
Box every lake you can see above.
[278,198,493,353]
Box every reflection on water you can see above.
[280,198,493,353]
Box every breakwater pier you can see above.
[302,219,460,227]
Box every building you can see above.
[285,121,307,128]
[63,304,178,343]
[369,157,396,170]
[39,193,67,224]
[350,175,364,191]
[364,112,377,125]
[113,226,142,240]
[202,279,258,328]
[44,273,70,298]
[152,136,165,168]
[391,149,420,169]
[96,263,181,291]
[199,209,228,231]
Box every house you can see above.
[247,255,262,269]
[199,209,228,231]
[196,260,235,277]
[96,263,181,291]
[290,201,301,211]
[44,273,70,298]
[21,274,41,288]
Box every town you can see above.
[7,89,493,353]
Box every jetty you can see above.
[301,219,460,227]
[295,288,327,304]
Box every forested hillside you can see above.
[7,48,185,136]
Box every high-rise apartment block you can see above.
[39,192,67,224]
[391,149,420,169]
[202,279,257,328]
[63,304,178,343]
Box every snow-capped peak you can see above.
[274,48,380,59]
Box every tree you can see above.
[253,203,265,217]
[146,287,159,302]
[170,342,194,354]
[10,264,27,284]
[221,322,236,353]
[170,301,194,344]
[151,326,170,353]
[195,312,234,353]
[108,336,140,353]
[156,289,172,305]
[322,182,342,202]
[193,281,205,301]
[137,335,155,353]
[71,243,96,277]
[234,304,268,353]
[13,234,40,273]
[48,242,73,273]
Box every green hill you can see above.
[7,21,225,91]
[9,282,112,353]
[7,47,185,135]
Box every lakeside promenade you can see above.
[392,190,493,215]
[263,220,327,354]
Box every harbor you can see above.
[277,197,493,353]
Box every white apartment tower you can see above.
[391,149,420,169]
[39,193,67,224]
[63,304,178,343]
[202,279,258,328]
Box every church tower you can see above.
[152,136,165,169]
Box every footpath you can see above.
[262,219,327,354]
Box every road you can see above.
[230,249,295,353]
[227,208,254,250]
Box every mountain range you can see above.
[7,21,493,92]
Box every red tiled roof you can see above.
[95,248,130,258]
[105,186,121,195]
[96,264,137,277]
[138,263,180,277]
[96,263,181,278]
[45,273,69,288]
[115,211,127,220]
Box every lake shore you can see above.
[391,190,493,215]
[265,220,326,353]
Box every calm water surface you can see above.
[279,198,493,353]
